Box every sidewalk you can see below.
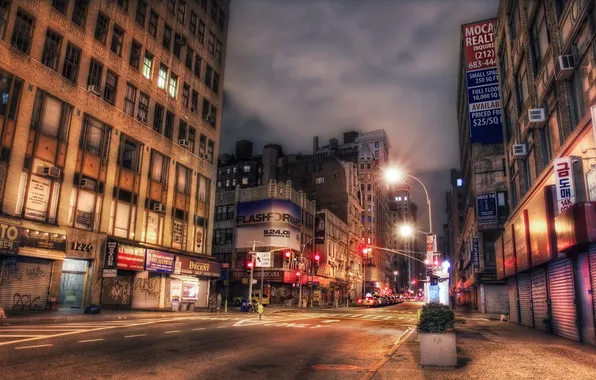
[372,319,596,379]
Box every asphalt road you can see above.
[0,302,422,380]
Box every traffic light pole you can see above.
[247,241,256,303]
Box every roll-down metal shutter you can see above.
[0,257,52,311]
[588,244,596,334]
[531,268,549,332]
[518,272,533,328]
[548,259,578,341]
[508,277,519,324]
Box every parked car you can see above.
[361,295,376,307]
[233,293,270,306]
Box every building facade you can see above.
[493,0,596,345]
[0,0,228,312]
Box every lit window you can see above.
[316,177,324,184]
[168,73,178,98]
[158,64,168,89]
[142,51,153,79]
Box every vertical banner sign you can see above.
[554,157,576,214]
[462,19,503,144]
[426,234,437,267]
[477,193,498,226]
[105,241,117,269]
[472,238,480,268]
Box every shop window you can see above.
[70,115,111,231]
[23,90,73,223]
[144,149,169,245]
[11,8,35,55]
[110,135,142,239]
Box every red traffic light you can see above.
[434,259,439,266]
[285,251,291,258]
[247,261,253,268]
[314,254,320,262]
[411,280,416,284]
[296,271,301,277]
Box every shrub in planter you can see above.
[417,304,457,367]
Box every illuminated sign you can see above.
[554,157,576,214]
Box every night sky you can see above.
[221,0,499,236]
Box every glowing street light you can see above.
[393,271,398,276]
[399,224,414,237]
[384,168,403,183]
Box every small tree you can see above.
[417,303,455,333]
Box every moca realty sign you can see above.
[235,199,301,250]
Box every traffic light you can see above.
[247,261,253,269]
[411,279,416,285]
[314,253,320,263]
[295,272,301,284]
[434,259,439,266]
[285,250,291,264]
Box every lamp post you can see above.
[384,169,432,233]
[298,237,318,308]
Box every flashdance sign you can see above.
[462,19,503,144]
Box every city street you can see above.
[0,303,422,380]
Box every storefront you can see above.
[232,269,298,304]
[101,241,145,310]
[0,225,66,311]
[132,249,175,310]
[174,256,221,308]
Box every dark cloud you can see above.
[221,0,499,233]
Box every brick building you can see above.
[0,0,228,312]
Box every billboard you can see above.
[145,249,175,274]
[236,199,301,250]
[462,19,503,144]
[476,193,498,226]
[315,213,325,244]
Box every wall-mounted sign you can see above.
[586,166,596,202]
[0,216,21,255]
[255,251,272,268]
[105,241,118,269]
[178,256,221,277]
[554,157,576,214]
[116,244,146,271]
[462,19,503,144]
[20,229,66,251]
[472,238,479,268]
[477,193,498,226]
[194,226,204,254]
[24,175,51,222]
[182,282,199,300]
[103,269,117,278]
[145,249,175,274]
[315,213,325,244]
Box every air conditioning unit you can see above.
[153,203,166,213]
[87,84,101,96]
[203,115,214,124]
[137,115,147,124]
[80,178,96,191]
[512,143,528,159]
[556,55,574,80]
[37,165,61,178]
[178,139,190,149]
[527,108,546,127]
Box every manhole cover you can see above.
[311,364,360,371]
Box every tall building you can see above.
[453,17,510,313]
[0,0,228,311]
[493,0,596,345]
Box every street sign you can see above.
[252,279,258,284]
[255,252,272,268]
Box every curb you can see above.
[1,312,190,326]
[360,328,415,380]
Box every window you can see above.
[163,24,172,50]
[190,11,198,35]
[205,64,212,86]
[119,138,140,171]
[137,92,149,124]
[42,30,62,71]
[202,99,217,127]
[62,43,81,83]
[178,120,187,142]
[124,83,137,116]
[208,30,215,55]
[316,176,324,184]
[530,2,549,72]
[215,40,222,62]
[72,0,89,28]
[158,64,168,89]
[167,0,175,13]
[153,103,164,133]
[142,51,153,79]
[242,177,248,185]
[212,72,219,94]
[198,20,205,43]
[165,110,174,139]
[210,1,218,22]
[52,0,68,14]
[218,9,225,30]
[509,2,520,41]
[199,134,206,156]
[177,0,186,23]
[111,24,124,56]
[150,150,169,183]
[186,47,194,69]
[136,0,147,26]
[87,59,103,89]
[568,48,591,126]
[191,90,199,113]
[243,165,250,172]
[207,139,214,163]
[173,33,184,59]
[148,9,158,37]
[117,0,129,11]
[194,54,202,78]
[103,70,118,104]
[188,127,196,153]
[79,114,111,158]
[168,73,178,98]
[516,62,528,109]
[555,0,569,19]
[129,40,142,70]
[94,12,109,44]
[201,0,207,12]
[112,135,142,239]
[182,83,190,107]
[11,9,35,55]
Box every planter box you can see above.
[419,332,457,367]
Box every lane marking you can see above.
[321,320,340,323]
[78,339,105,343]
[124,334,147,338]
[0,335,48,338]
[15,344,54,350]
[0,329,88,332]
[216,326,229,329]
[164,330,181,334]
[192,328,206,331]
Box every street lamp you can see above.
[393,271,398,276]
[384,168,433,233]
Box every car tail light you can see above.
[357,299,362,303]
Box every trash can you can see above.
[240,298,249,312]
[188,303,195,312]
[171,301,180,312]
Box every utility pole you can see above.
[247,240,256,302]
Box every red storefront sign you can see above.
[116,245,146,271]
